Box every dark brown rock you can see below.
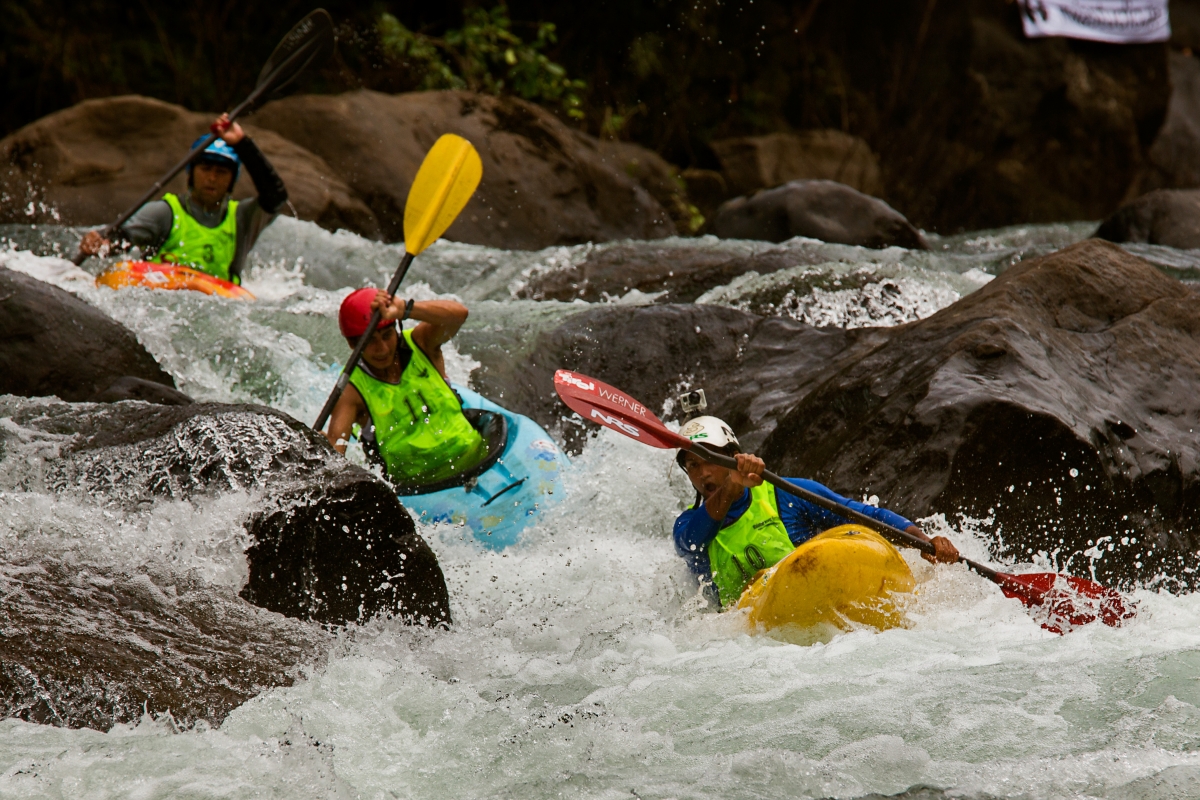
[760,239,1200,589]
[251,90,676,249]
[515,241,829,303]
[0,559,328,732]
[0,95,380,236]
[711,130,883,197]
[1141,52,1200,191]
[0,266,178,402]
[714,180,929,249]
[1094,188,1200,248]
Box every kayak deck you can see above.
[96,261,255,300]
[736,524,916,633]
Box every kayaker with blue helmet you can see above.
[78,113,287,285]
[673,416,960,607]
[324,288,490,489]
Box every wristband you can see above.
[402,298,415,320]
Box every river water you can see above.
[2,220,1200,799]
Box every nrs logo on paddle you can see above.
[589,409,640,438]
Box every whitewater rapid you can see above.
[3,219,1200,799]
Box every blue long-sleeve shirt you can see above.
[673,479,914,589]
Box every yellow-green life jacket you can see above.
[706,483,796,607]
[349,328,488,487]
[153,193,239,282]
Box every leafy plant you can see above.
[377,4,585,119]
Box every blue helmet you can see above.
[188,136,241,186]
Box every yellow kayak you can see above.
[736,524,915,632]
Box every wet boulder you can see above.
[1094,188,1200,249]
[0,95,380,237]
[251,90,676,249]
[515,240,830,303]
[1140,51,1200,192]
[760,239,1200,590]
[714,180,928,250]
[3,399,450,626]
[0,558,329,732]
[0,265,183,403]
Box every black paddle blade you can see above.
[255,9,335,102]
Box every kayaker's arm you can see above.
[79,201,172,257]
[232,135,288,214]
[326,383,367,454]
[704,453,765,521]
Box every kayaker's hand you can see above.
[729,453,765,488]
[908,525,960,564]
[80,230,112,257]
[371,290,407,321]
[212,113,245,145]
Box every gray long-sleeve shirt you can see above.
[116,136,288,284]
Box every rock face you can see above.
[1094,189,1200,249]
[0,266,181,402]
[759,239,1200,589]
[4,399,451,626]
[479,240,1200,589]
[711,131,883,198]
[250,90,676,249]
[714,180,928,249]
[1142,52,1200,191]
[0,558,328,731]
[0,95,380,236]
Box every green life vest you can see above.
[706,484,796,607]
[349,328,488,487]
[153,193,239,282]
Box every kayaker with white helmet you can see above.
[78,113,287,285]
[674,416,960,607]
[324,289,490,488]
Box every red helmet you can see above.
[338,288,392,338]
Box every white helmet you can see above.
[678,416,740,450]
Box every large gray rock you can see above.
[251,90,676,249]
[714,180,928,249]
[0,95,380,237]
[0,266,185,403]
[1094,188,1200,249]
[477,240,1200,589]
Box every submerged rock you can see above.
[1094,188,1200,249]
[486,240,1200,588]
[714,180,928,249]
[0,559,328,732]
[0,266,181,403]
[0,399,450,626]
[0,95,380,237]
[251,90,676,249]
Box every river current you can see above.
[2,219,1200,799]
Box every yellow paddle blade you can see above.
[403,134,483,255]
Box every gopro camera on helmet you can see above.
[678,389,707,415]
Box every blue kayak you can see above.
[395,385,569,549]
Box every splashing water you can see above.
[3,221,1200,799]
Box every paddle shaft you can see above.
[313,252,416,432]
[691,443,1002,581]
[71,36,322,266]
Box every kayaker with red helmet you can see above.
[674,416,960,607]
[324,289,489,488]
[78,113,287,285]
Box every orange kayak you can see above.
[95,261,255,301]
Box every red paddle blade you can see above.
[996,572,1136,634]
[553,370,688,449]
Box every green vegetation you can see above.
[376,5,585,119]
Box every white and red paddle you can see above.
[553,369,1135,634]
